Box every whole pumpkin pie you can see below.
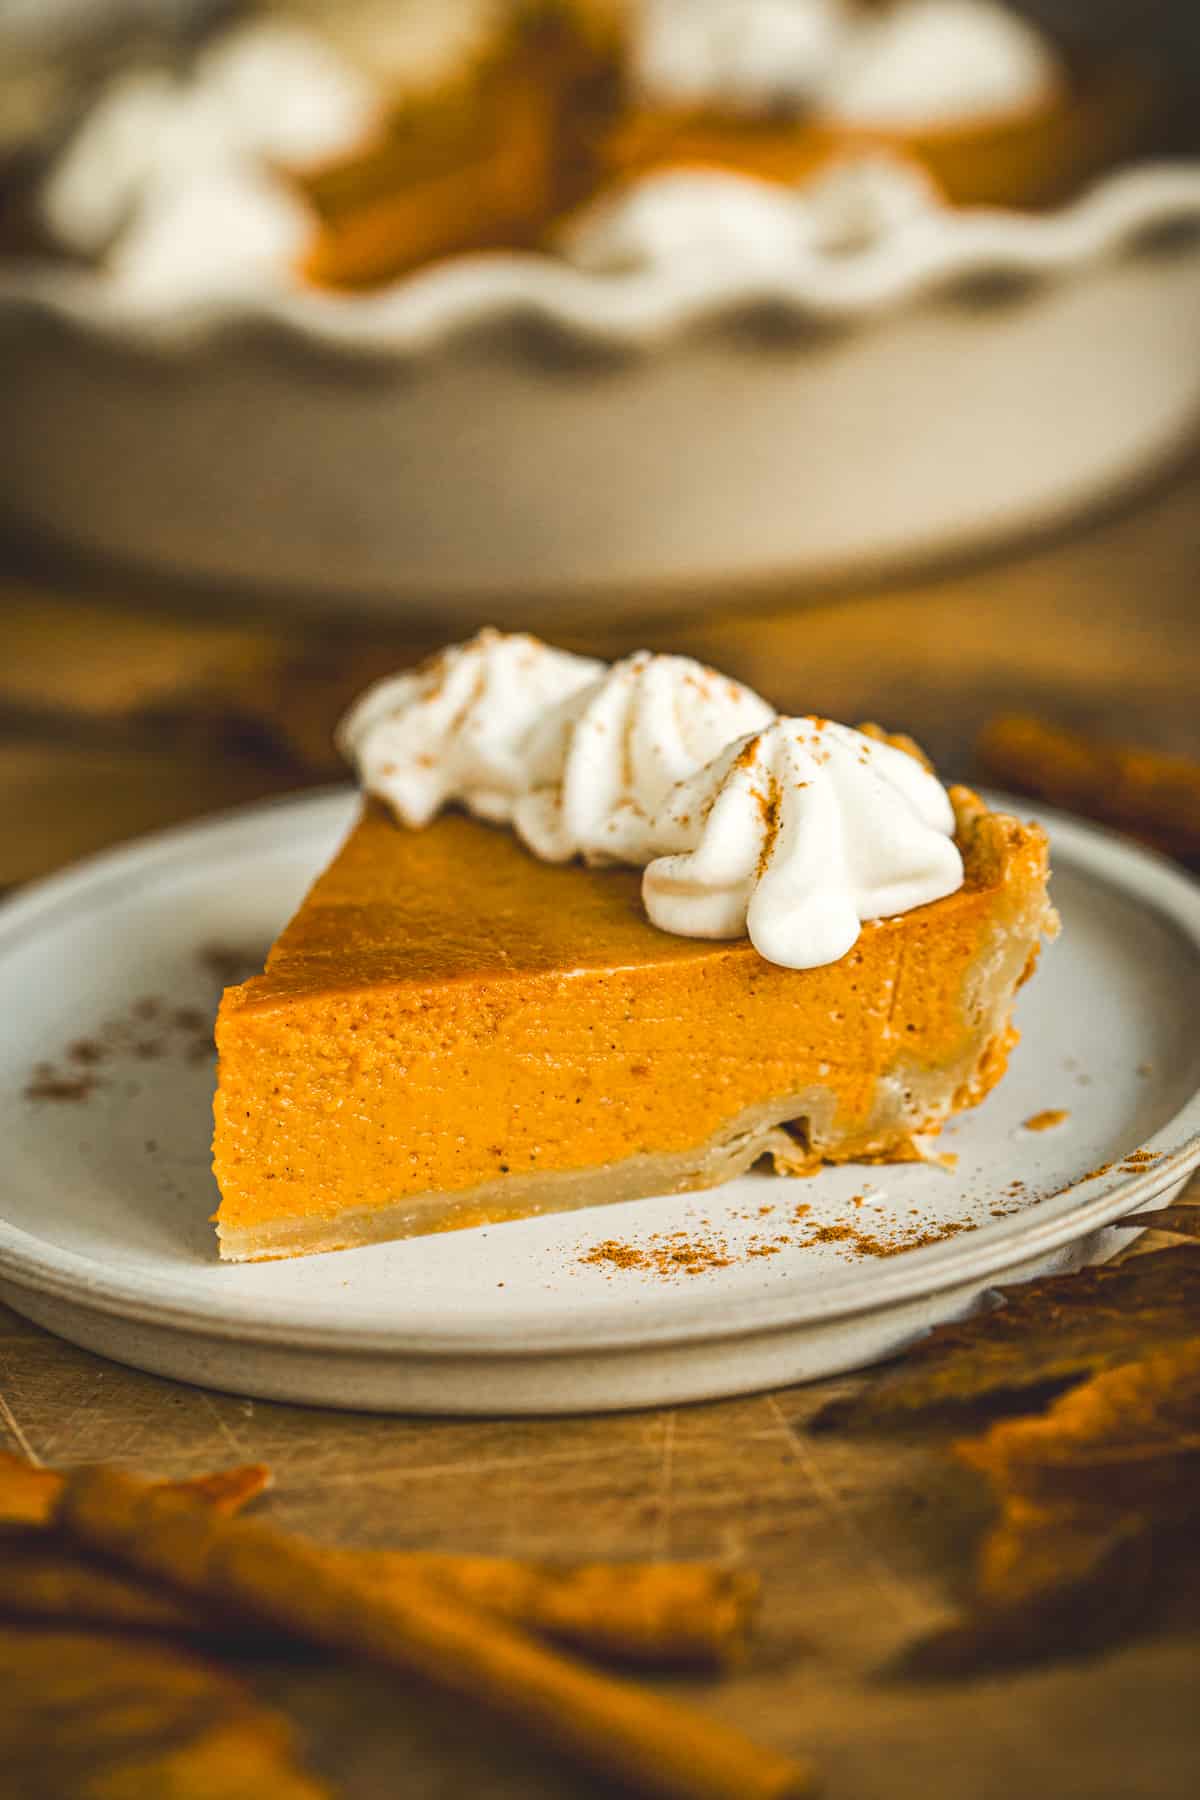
[211,636,1056,1262]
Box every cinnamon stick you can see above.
[1,1451,754,1665]
[400,1551,758,1667]
[56,1467,816,1800]
[976,714,1200,869]
[0,1534,756,1667]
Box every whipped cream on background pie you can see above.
[23,0,1153,298]
[632,0,1060,127]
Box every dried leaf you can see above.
[971,1500,1150,1615]
[0,1456,270,1528]
[1115,1205,1200,1240]
[894,1519,1156,1676]
[896,1340,1200,1675]
[956,1338,1200,1512]
[814,1247,1200,1430]
[0,1627,328,1798]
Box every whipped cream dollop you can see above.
[38,67,180,257]
[799,151,941,254]
[337,631,604,829]
[566,0,1052,278]
[630,0,1057,130]
[634,0,850,114]
[341,634,964,970]
[557,169,807,274]
[643,717,963,968]
[107,163,313,302]
[559,152,939,274]
[38,20,378,278]
[514,652,774,863]
[821,0,1061,131]
[190,20,382,168]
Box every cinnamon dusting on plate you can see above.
[21,972,226,1104]
[1022,1108,1070,1132]
[577,1194,979,1277]
[22,1063,100,1104]
[198,944,266,987]
[793,1218,974,1259]
[579,1232,736,1277]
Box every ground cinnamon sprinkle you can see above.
[578,1200,978,1277]
[22,1064,100,1104]
[579,1232,735,1277]
[22,984,219,1104]
[793,1218,973,1259]
[1023,1108,1070,1132]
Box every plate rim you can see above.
[1,783,1198,1358]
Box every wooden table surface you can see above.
[1,464,1199,1799]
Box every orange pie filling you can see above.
[213,786,1055,1262]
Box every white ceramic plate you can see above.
[0,789,1197,1415]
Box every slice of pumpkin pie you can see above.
[212,632,1056,1261]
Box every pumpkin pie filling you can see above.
[213,751,1054,1262]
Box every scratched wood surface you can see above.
[1,458,1199,1798]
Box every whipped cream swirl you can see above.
[338,631,604,828]
[557,170,807,275]
[515,652,774,863]
[634,0,850,114]
[821,0,1061,131]
[340,633,964,970]
[38,20,379,279]
[559,153,939,274]
[630,0,1057,129]
[800,152,941,255]
[643,718,963,968]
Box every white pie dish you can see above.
[2,160,1200,617]
[0,787,1197,1414]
